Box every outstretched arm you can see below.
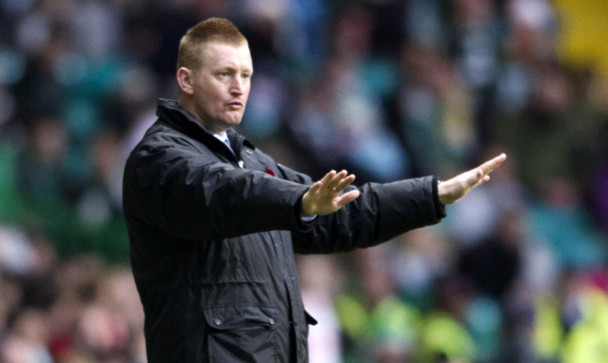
[438,153,507,204]
[300,153,507,216]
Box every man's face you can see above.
[185,41,253,133]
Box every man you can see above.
[123,17,506,362]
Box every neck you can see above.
[178,97,228,136]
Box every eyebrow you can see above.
[214,65,253,74]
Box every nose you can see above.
[230,77,244,95]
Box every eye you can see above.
[215,70,231,79]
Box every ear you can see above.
[177,67,194,95]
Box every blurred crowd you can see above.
[1,0,608,362]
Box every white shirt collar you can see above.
[213,132,229,144]
[213,132,234,154]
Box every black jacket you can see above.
[123,98,446,362]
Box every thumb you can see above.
[465,168,484,188]
[335,189,360,208]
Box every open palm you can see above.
[301,170,360,216]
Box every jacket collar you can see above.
[155,98,255,151]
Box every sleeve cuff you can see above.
[293,190,318,231]
[301,214,318,222]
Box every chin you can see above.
[227,119,242,126]
[224,115,243,126]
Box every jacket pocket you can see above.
[204,305,280,363]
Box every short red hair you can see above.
[177,18,247,71]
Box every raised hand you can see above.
[301,170,360,216]
[438,153,507,205]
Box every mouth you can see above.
[227,101,243,109]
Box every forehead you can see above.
[201,41,252,70]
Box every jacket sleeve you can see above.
[291,176,446,254]
[123,135,310,241]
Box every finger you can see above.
[333,173,356,192]
[474,174,492,189]
[308,180,322,194]
[320,170,337,186]
[463,168,484,188]
[335,189,360,207]
[478,153,507,176]
[327,170,348,190]
[477,154,506,176]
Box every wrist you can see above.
[301,190,314,216]
[436,178,447,205]
[432,176,447,218]
[437,179,450,205]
